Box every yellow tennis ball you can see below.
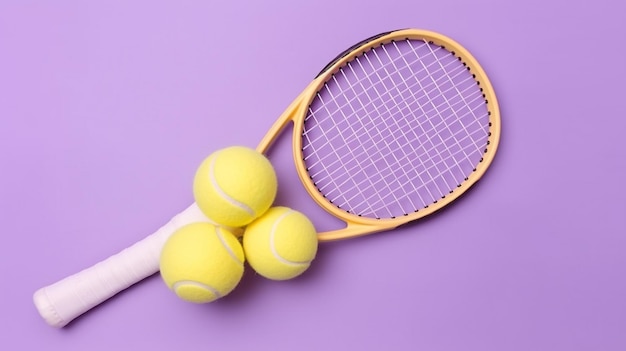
[243,206,318,280]
[160,222,245,303]
[193,146,277,228]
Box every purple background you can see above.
[1,1,624,350]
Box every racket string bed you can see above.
[302,39,491,219]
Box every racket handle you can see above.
[33,203,208,328]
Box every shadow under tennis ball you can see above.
[192,178,500,313]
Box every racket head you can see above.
[264,29,501,240]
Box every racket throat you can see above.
[257,91,308,154]
[317,221,397,242]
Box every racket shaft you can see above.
[33,203,208,327]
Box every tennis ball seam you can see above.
[172,280,222,299]
[215,227,244,265]
[270,210,313,266]
[209,153,256,217]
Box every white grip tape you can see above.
[33,203,209,328]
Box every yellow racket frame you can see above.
[257,29,501,241]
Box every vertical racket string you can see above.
[305,76,397,217]
[399,39,489,187]
[306,58,425,217]
[367,43,451,205]
[303,46,480,159]
[302,38,491,219]
[304,51,457,168]
[309,65,402,218]
[318,54,441,217]
[360,41,487,210]
[422,40,490,141]
[303,48,469,153]
[382,41,470,199]
[349,40,468,210]
[399,40,477,183]
[306,89,383,217]
[321,71,406,217]
[349,48,428,214]
[409,40,488,168]
[306,45,470,215]
[400,40,488,185]
[337,57,416,217]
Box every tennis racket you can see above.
[33,28,501,327]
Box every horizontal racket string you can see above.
[313,72,486,215]
[385,41,478,170]
[307,50,487,191]
[402,41,486,157]
[304,63,480,162]
[303,45,486,161]
[350,41,486,214]
[304,50,486,180]
[304,43,473,139]
[309,62,487,216]
[310,41,486,217]
[315,106,487,216]
[308,84,486,178]
[304,40,486,217]
[302,39,490,218]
